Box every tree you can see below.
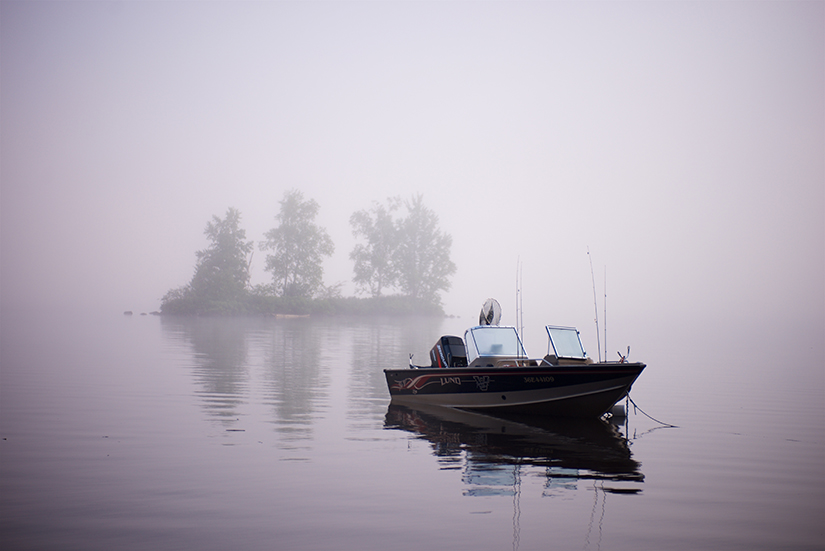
[349,194,456,306]
[393,194,456,304]
[349,198,401,297]
[261,190,334,298]
[189,207,253,301]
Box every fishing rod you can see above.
[588,247,602,362]
[518,259,524,340]
[515,258,524,358]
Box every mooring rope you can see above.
[627,394,678,428]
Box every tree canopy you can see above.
[160,207,252,314]
[393,194,456,303]
[349,198,400,298]
[261,189,334,298]
[160,193,455,315]
[349,194,455,305]
[190,207,253,300]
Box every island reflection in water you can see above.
[385,403,644,497]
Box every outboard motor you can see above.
[429,336,468,368]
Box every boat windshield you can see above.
[545,326,587,359]
[464,326,526,363]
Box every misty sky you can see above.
[1,1,822,353]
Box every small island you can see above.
[160,191,455,317]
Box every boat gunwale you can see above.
[384,361,646,376]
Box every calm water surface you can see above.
[1,310,823,550]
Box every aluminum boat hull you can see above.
[384,362,645,417]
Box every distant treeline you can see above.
[160,294,446,317]
[160,191,455,316]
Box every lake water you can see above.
[1,309,823,550]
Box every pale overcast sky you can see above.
[1,1,822,352]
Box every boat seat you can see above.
[543,354,594,366]
[494,358,539,367]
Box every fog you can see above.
[1,1,822,356]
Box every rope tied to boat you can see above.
[627,394,679,428]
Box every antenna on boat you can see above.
[604,265,607,365]
[515,258,524,341]
[588,247,602,362]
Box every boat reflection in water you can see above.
[384,403,644,497]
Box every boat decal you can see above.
[391,375,440,392]
[473,375,491,391]
[524,376,555,383]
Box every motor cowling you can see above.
[429,336,468,368]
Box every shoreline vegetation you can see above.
[157,294,447,317]
[156,192,456,318]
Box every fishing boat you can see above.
[384,299,645,418]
